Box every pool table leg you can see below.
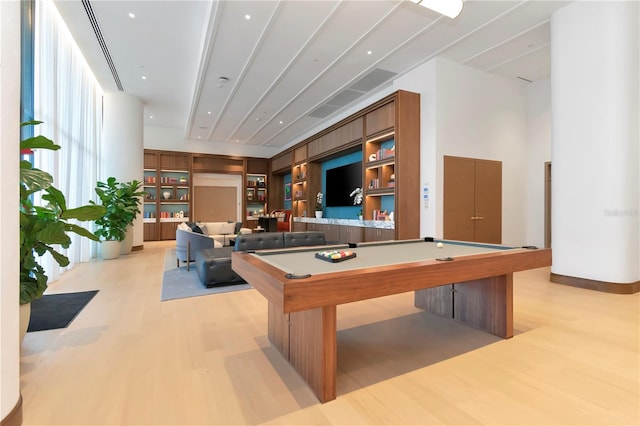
[415,274,513,338]
[267,301,337,403]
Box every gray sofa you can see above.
[195,231,326,287]
[176,228,222,271]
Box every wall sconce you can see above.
[410,0,464,19]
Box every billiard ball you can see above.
[436,242,444,248]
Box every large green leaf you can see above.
[43,185,67,211]
[64,223,101,241]
[36,221,71,245]
[62,204,106,221]
[20,167,53,193]
[20,134,61,151]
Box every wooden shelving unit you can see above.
[143,151,191,241]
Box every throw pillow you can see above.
[177,222,192,232]
[191,225,204,234]
[234,221,242,234]
[221,221,236,234]
[198,224,208,235]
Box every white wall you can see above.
[0,1,21,420]
[393,58,532,245]
[551,0,639,283]
[103,92,144,248]
[525,78,552,248]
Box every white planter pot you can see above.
[102,240,121,260]
[358,215,363,221]
[20,303,31,342]
[315,211,323,218]
[120,224,133,255]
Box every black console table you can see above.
[257,216,277,232]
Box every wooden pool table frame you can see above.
[232,241,551,403]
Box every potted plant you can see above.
[315,192,323,218]
[119,180,144,255]
[91,177,144,259]
[20,121,106,336]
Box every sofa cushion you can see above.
[195,247,244,287]
[234,232,285,251]
[284,231,326,248]
[204,222,224,234]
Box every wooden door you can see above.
[443,156,502,244]
[443,157,476,241]
[193,186,237,222]
[474,159,502,244]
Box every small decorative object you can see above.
[389,173,395,181]
[349,187,363,205]
[162,191,171,200]
[369,153,377,162]
[315,192,323,218]
[389,211,394,221]
[358,209,363,221]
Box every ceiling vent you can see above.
[308,104,341,119]
[325,89,365,107]
[350,68,397,92]
[81,0,123,91]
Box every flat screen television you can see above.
[325,162,362,207]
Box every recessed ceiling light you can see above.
[149,115,153,119]
[245,14,251,20]
[207,111,212,115]
[279,120,283,124]
[255,118,261,121]
[198,136,201,139]
[128,12,135,18]
[141,76,147,80]
[367,50,372,55]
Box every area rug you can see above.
[161,249,252,301]
[27,290,99,332]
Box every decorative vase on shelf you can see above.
[315,211,323,219]
[162,191,171,200]
[358,215,363,221]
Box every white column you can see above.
[550,1,639,285]
[0,1,22,421]
[102,92,144,248]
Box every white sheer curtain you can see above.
[34,0,103,283]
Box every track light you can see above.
[410,0,464,19]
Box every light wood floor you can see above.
[20,241,639,425]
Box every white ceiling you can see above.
[54,0,572,153]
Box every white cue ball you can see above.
[436,242,444,248]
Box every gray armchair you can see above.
[176,228,221,271]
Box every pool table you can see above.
[232,238,552,402]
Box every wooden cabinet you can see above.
[143,150,192,241]
[246,173,267,218]
[307,118,363,159]
[339,225,363,244]
[364,227,395,242]
[282,90,419,241]
[292,222,307,232]
[307,223,340,243]
[365,101,395,136]
[363,91,420,240]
